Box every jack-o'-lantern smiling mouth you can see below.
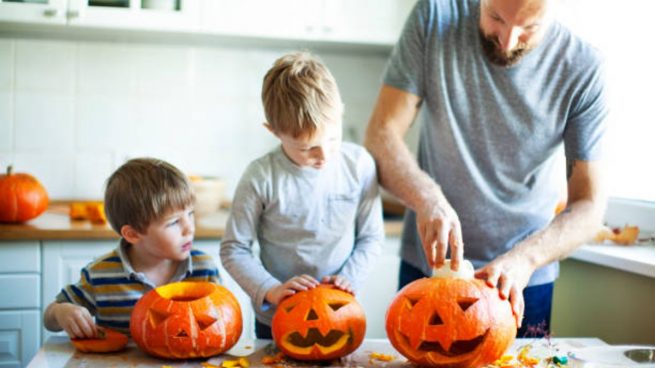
[284,328,352,349]
[404,330,490,357]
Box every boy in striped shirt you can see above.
[44,158,221,338]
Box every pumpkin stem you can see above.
[7,165,12,176]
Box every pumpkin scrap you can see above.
[69,201,107,224]
[220,357,250,368]
[370,352,395,362]
[594,225,639,245]
[70,328,128,353]
[0,165,49,223]
[272,284,366,361]
[261,352,285,365]
[130,281,242,359]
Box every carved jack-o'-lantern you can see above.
[272,284,366,361]
[385,263,516,367]
[130,281,242,359]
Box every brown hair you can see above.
[262,51,343,138]
[104,158,194,234]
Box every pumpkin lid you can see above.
[432,259,475,280]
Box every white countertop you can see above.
[28,336,607,368]
[571,240,655,278]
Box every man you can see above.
[364,0,607,337]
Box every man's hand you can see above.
[321,275,354,294]
[265,274,320,305]
[416,196,464,270]
[53,303,97,339]
[475,254,535,328]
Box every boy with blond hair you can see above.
[221,51,384,338]
[44,158,220,338]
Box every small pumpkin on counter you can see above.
[70,328,128,353]
[0,165,49,223]
[272,284,366,361]
[385,260,516,368]
[130,281,242,359]
[69,201,107,224]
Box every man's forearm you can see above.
[365,126,444,213]
[509,197,606,270]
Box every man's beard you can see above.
[479,30,532,67]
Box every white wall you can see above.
[0,38,388,200]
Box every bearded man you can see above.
[365,0,607,336]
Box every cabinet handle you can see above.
[66,10,80,19]
[43,8,59,17]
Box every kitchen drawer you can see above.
[0,241,40,273]
[0,310,40,368]
[0,275,40,309]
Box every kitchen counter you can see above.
[0,203,406,240]
[28,336,607,368]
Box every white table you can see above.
[28,337,607,367]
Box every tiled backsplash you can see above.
[0,38,389,200]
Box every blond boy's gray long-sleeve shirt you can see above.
[220,142,384,325]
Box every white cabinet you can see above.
[200,0,416,46]
[0,0,198,31]
[0,0,67,25]
[1,0,417,48]
[0,241,41,368]
[0,311,40,368]
[358,235,401,338]
[41,240,115,342]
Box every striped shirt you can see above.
[55,240,220,335]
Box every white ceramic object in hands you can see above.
[432,259,475,280]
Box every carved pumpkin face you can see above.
[385,277,515,367]
[272,284,366,361]
[130,281,242,359]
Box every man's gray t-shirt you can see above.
[384,0,607,285]
[220,142,384,325]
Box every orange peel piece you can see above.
[595,225,639,245]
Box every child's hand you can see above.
[53,303,97,339]
[322,275,354,294]
[265,274,320,305]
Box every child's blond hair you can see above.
[104,158,194,234]
[262,51,343,138]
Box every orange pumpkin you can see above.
[130,281,242,359]
[385,275,516,367]
[0,165,48,223]
[71,328,128,353]
[272,284,366,361]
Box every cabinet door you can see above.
[65,0,199,31]
[194,240,256,342]
[199,0,322,40]
[358,236,402,338]
[0,0,67,24]
[324,0,417,45]
[0,310,40,368]
[41,240,115,341]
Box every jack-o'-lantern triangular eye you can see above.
[406,297,420,307]
[457,297,479,312]
[148,309,171,327]
[328,302,346,312]
[306,309,319,320]
[196,314,218,330]
[284,304,297,313]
